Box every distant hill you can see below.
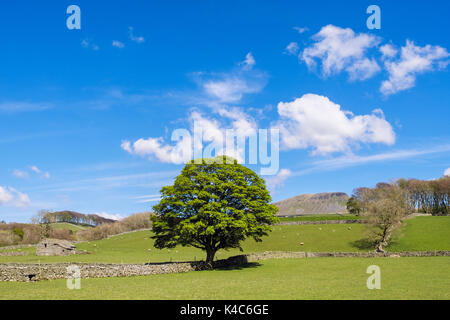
[274,192,349,216]
[44,211,116,226]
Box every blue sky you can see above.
[1,0,449,222]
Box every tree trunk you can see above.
[205,248,216,266]
[376,227,388,252]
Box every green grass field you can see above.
[0,216,448,300]
[0,223,369,264]
[1,216,449,264]
[1,257,448,300]
[388,216,450,251]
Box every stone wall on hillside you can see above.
[277,219,364,225]
[0,244,35,251]
[0,251,29,256]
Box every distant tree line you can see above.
[346,176,449,252]
[347,176,449,216]
[397,177,449,215]
[32,210,116,227]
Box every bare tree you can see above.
[30,210,51,224]
[364,186,410,252]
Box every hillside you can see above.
[274,192,349,216]
[1,216,449,264]
[43,210,116,226]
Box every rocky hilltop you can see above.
[274,192,349,216]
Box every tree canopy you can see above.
[151,156,279,264]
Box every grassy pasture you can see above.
[1,257,448,300]
[0,216,449,300]
[1,216,449,264]
[388,216,450,251]
[0,223,368,264]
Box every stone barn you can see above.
[36,239,76,256]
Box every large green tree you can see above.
[151,156,279,264]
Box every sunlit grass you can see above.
[1,257,448,300]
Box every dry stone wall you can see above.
[1,251,449,282]
[0,251,28,256]
[277,219,364,225]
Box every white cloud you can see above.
[12,169,29,179]
[29,166,50,179]
[194,53,267,105]
[134,195,161,203]
[286,144,450,178]
[0,187,13,204]
[265,169,292,191]
[380,40,450,95]
[241,52,256,69]
[345,58,381,81]
[311,144,450,171]
[444,168,450,176]
[13,166,50,179]
[124,136,183,163]
[301,25,380,80]
[294,26,309,34]
[81,39,99,51]
[203,77,256,103]
[0,101,51,113]
[285,42,299,55]
[112,40,125,48]
[30,166,41,173]
[121,140,132,153]
[380,44,397,59]
[276,93,395,155]
[122,108,257,164]
[128,27,145,43]
[95,212,124,221]
[0,186,30,208]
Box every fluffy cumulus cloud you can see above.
[122,108,257,164]
[380,44,398,60]
[0,186,30,208]
[291,24,450,95]
[380,40,450,95]
[301,25,381,80]
[444,168,450,177]
[275,94,395,155]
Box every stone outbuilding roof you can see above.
[36,238,76,256]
